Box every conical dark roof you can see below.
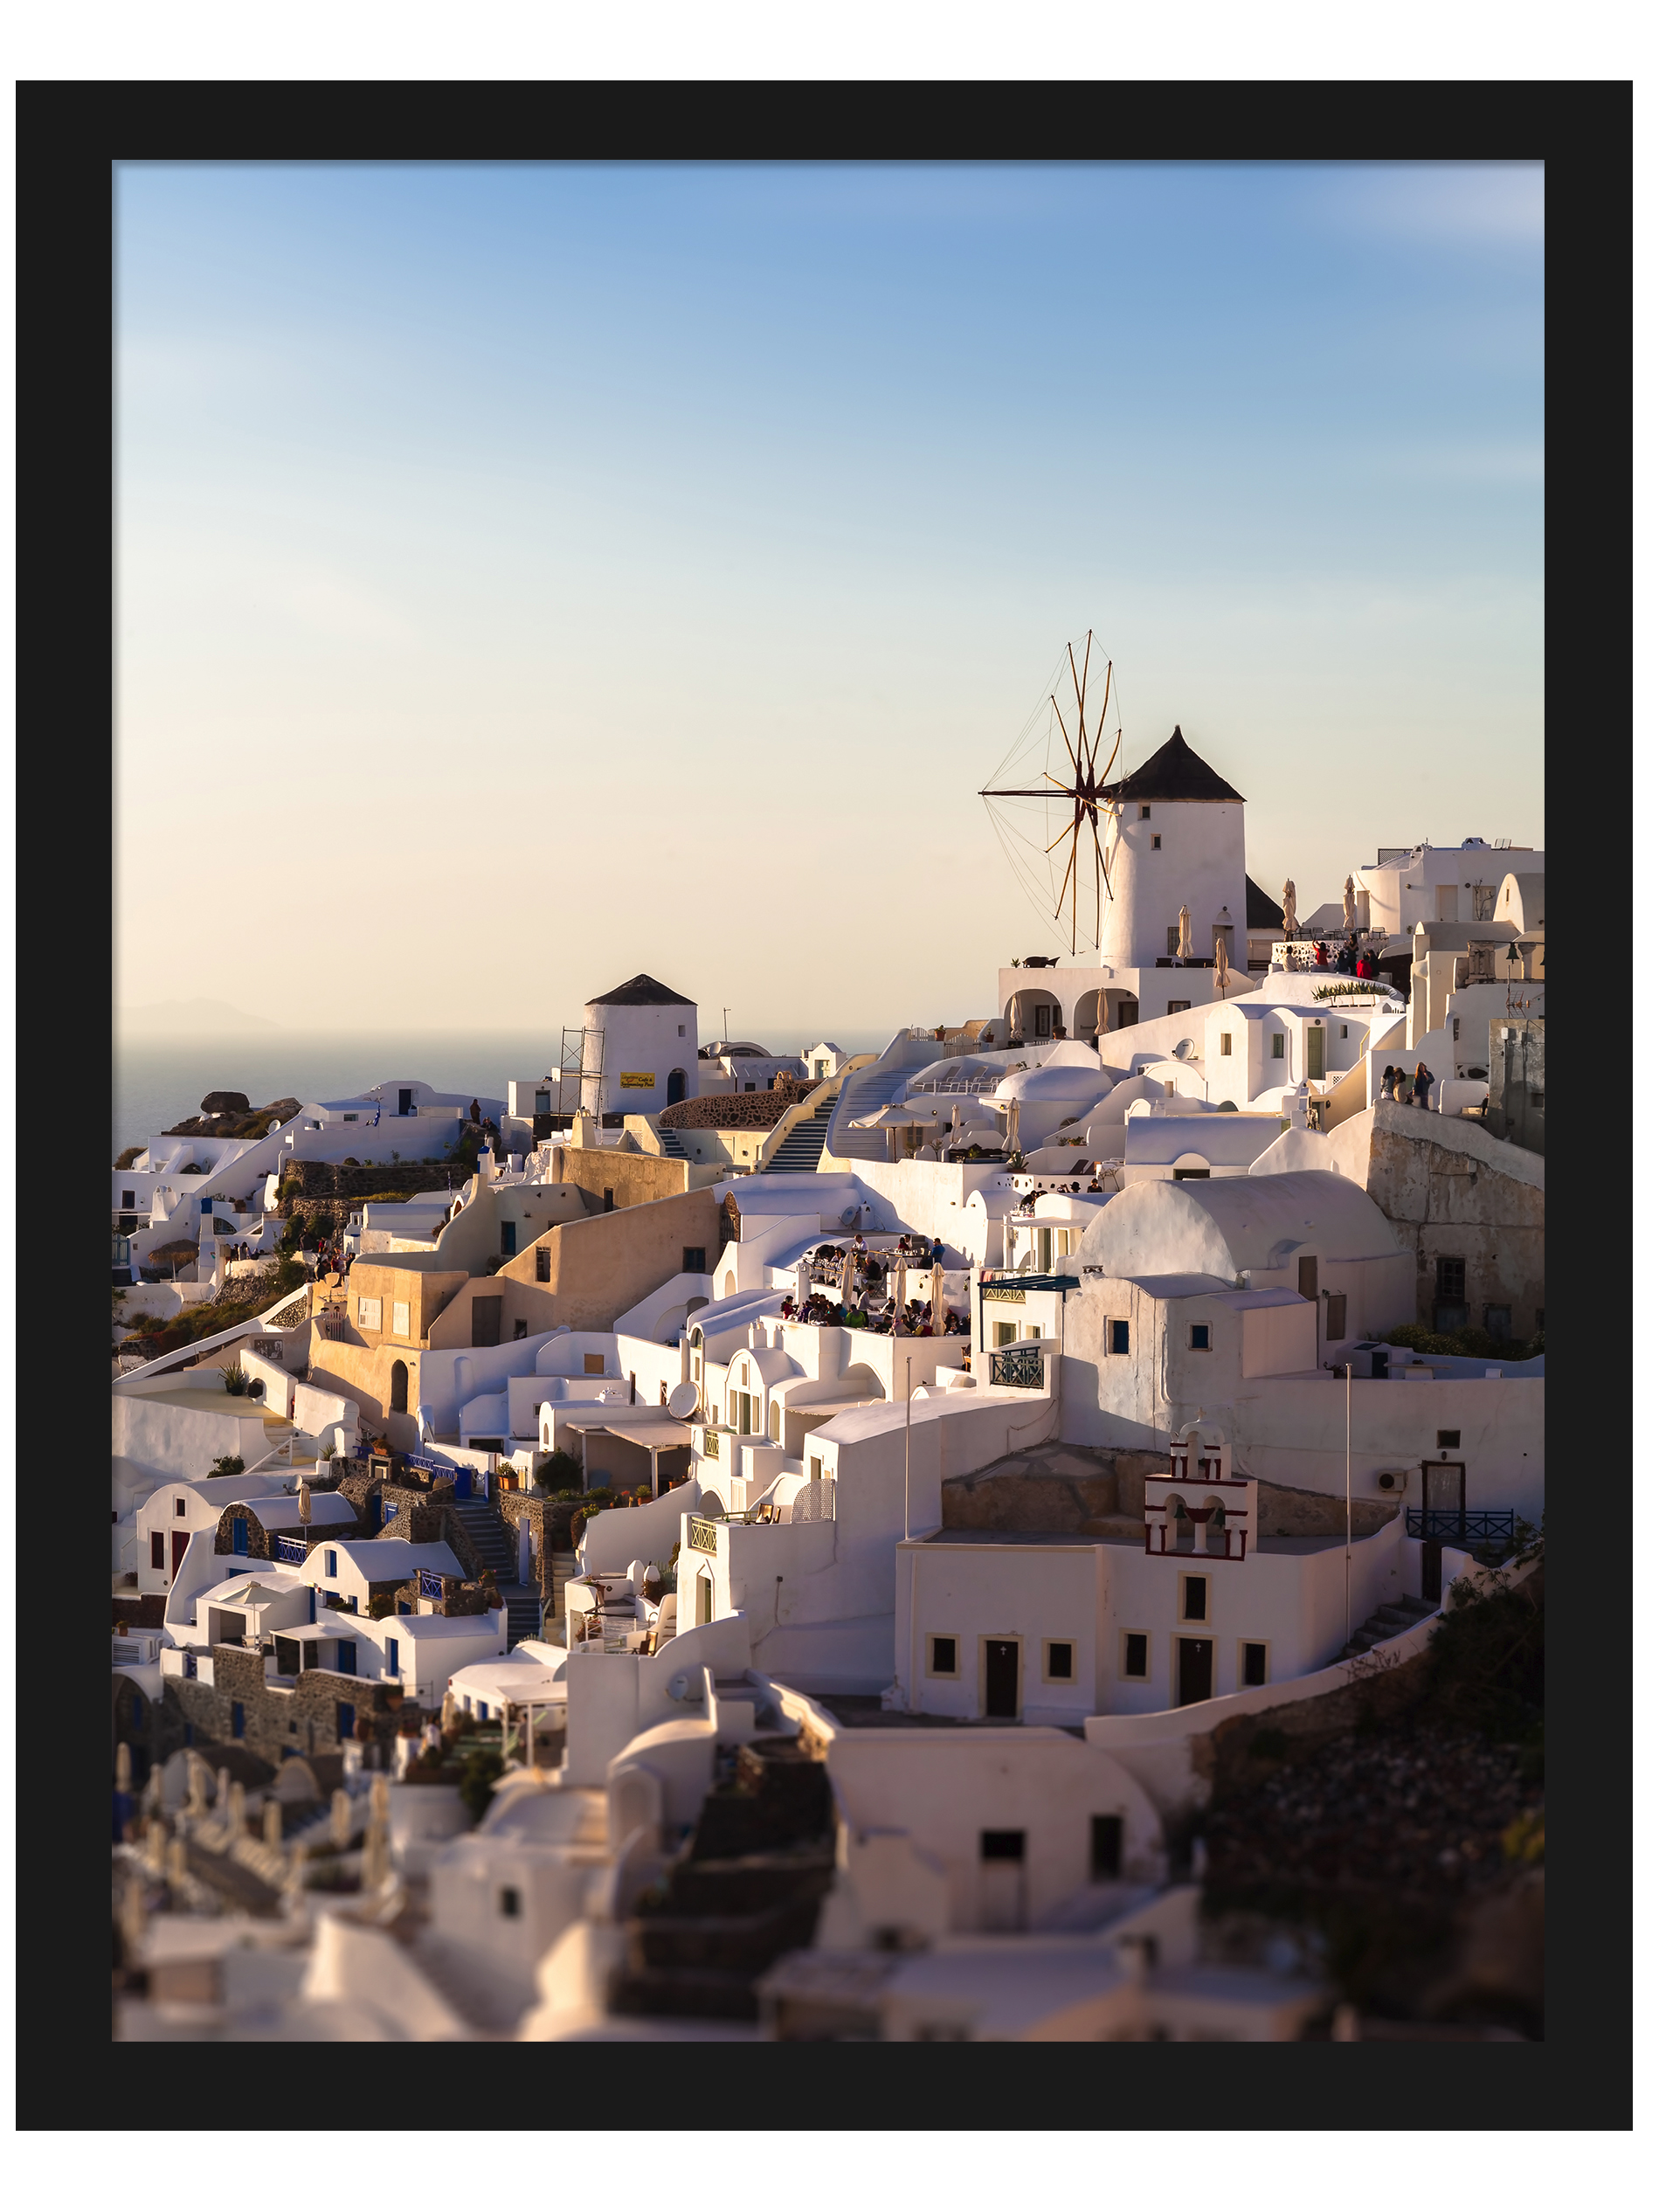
[1245,874,1282,929]
[585,974,695,1008]
[1109,726,1243,805]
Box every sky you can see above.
[115,162,1543,1044]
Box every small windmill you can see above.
[979,632,1124,957]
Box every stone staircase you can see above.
[609,1738,837,2022]
[654,1123,690,1160]
[446,1494,543,1648]
[762,1097,836,1173]
[1336,1591,1438,1662]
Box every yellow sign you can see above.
[619,1071,655,1089]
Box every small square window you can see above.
[995,1320,1017,1348]
[500,1886,522,1918]
[1108,1318,1129,1355]
[678,1024,686,1037]
[1189,1324,1211,1350]
[1271,1033,1285,1060]
[1341,1024,1350,1039]
[1151,834,1162,850]
[1121,1631,1149,1679]
[1139,805,1151,820]
[324,1550,337,1578]
[1241,1642,1268,1687]
[1182,1576,1209,1623]
[1044,1641,1075,1683]
[584,1353,606,1375]
[980,1830,1026,1862]
[175,1497,186,1516]
[1219,1033,1233,1055]
[1437,1429,1461,1448]
[928,1635,958,1677]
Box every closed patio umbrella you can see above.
[1214,931,1230,996]
[840,1248,855,1306]
[1177,904,1192,958]
[930,1262,945,1336]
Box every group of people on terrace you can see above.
[1379,1061,1435,1109]
[1309,933,1380,978]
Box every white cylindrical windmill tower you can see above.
[1101,727,1249,976]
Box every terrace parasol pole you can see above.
[1344,1362,1353,1644]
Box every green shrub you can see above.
[114,1146,144,1171]
[459,1749,505,1823]
[1384,1321,1538,1363]
[366,1593,395,1621]
[210,1454,245,1478]
[222,1362,250,1396]
[535,1448,584,1493]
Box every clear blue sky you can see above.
[116,162,1543,1040]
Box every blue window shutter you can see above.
[387,1638,399,1672]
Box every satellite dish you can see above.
[667,1380,700,1421]
[1171,1038,1197,1061]
[838,1203,860,1227]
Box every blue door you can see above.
[232,1517,248,1555]
[453,1468,472,1500]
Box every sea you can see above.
[114,1028,900,1159]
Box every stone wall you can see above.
[168,1644,417,1761]
[939,1446,1398,1541]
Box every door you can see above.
[229,1518,246,1557]
[172,1531,191,1577]
[1177,1637,1213,1706]
[1306,1023,1325,1079]
[1422,1459,1466,1531]
[390,1360,408,1414]
[453,1467,472,1500]
[1436,883,1460,921]
[979,1831,1027,1931]
[984,1638,1020,1719]
[1033,1004,1053,1040]
[472,1296,502,1348]
[398,1089,414,1116]
[667,1068,686,1106]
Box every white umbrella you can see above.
[839,1248,855,1306]
[1282,879,1298,937]
[1342,874,1357,930]
[1214,931,1230,995]
[1177,903,1192,958]
[930,1262,945,1336]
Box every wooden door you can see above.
[984,1638,1020,1718]
[171,1531,190,1578]
[1177,1637,1213,1705]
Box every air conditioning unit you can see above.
[1375,1469,1408,1491]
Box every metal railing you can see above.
[273,1534,308,1564]
[989,1344,1046,1390]
[687,1517,722,1553]
[1406,1508,1516,1545]
[418,1568,447,1599]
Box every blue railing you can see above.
[989,1345,1046,1391]
[273,1534,308,1564]
[418,1568,446,1599]
[1407,1509,1516,1545]
[404,1448,454,1478]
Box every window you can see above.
[500,1887,522,1918]
[1219,1033,1232,1056]
[1241,1642,1268,1688]
[1271,1032,1285,1060]
[928,1635,958,1677]
[1325,1294,1347,1339]
[1166,999,1190,1016]
[1435,1258,1466,1302]
[1033,1004,1053,1039]
[814,1061,826,1078]
[121,1189,136,1208]
[1340,1024,1350,1039]
[535,1091,550,1115]
[1091,1815,1123,1881]
[1189,1324,1211,1351]
[1173,1169,1210,1182]
[343,1114,357,1123]
[536,1245,550,1282]
[1181,1575,1209,1623]
[392,1301,410,1338]
[980,1830,1026,1862]
[683,1246,706,1274]
[149,1531,165,1571]
[1139,805,1151,820]
[584,1353,605,1375]
[1151,834,1162,850]
[1483,1306,1511,1340]
[501,1222,517,1258]
[769,1400,781,1442]
[1437,1429,1461,1448]
[1121,1631,1149,1679]
[1043,1641,1075,1683]
[176,1497,187,1515]
[743,1081,756,1092]
[386,1637,399,1672]
[602,1188,615,1211]
[337,1703,357,1742]
[995,1320,1017,1348]
[232,1702,245,1738]
[324,1550,337,1578]
[1297,1256,1318,1301]
[358,1296,383,1331]
[513,1318,528,1341]
[1167,926,1182,957]
[1108,1319,1130,1355]
[809,1455,823,1481]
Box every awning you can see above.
[561,1417,696,1450]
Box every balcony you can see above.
[687,1516,722,1553]
[989,1345,1045,1391]
[273,1534,309,1565]
[1406,1508,1515,1546]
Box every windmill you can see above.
[979,632,1123,957]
